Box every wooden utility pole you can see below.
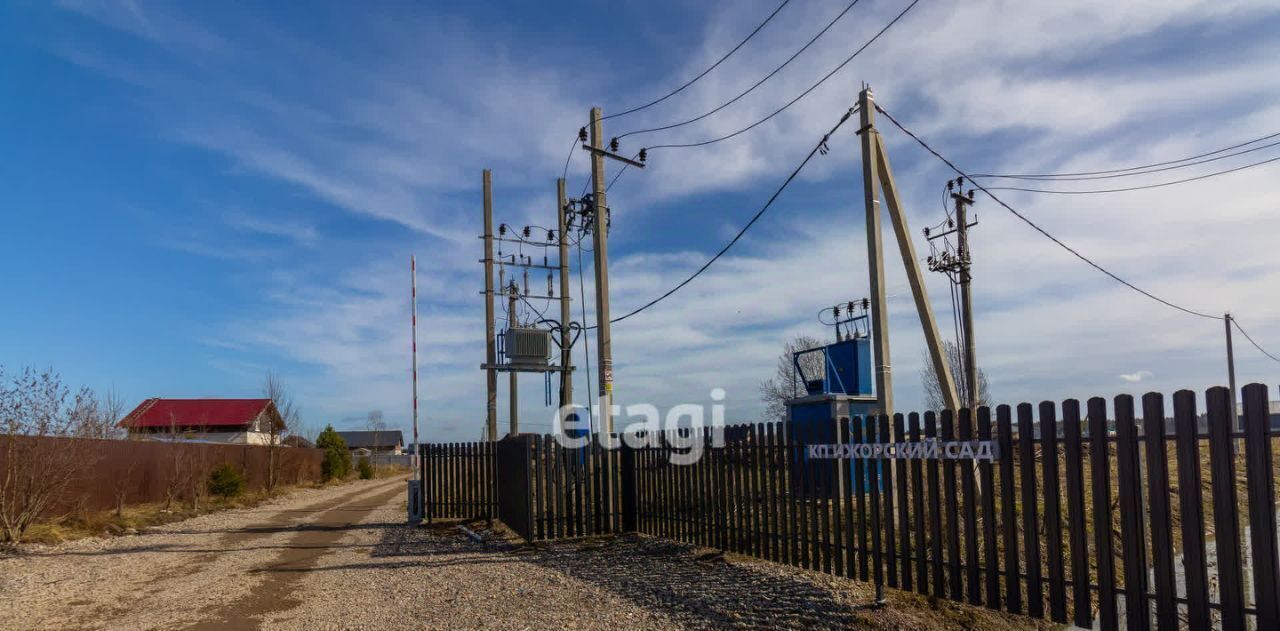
[588,107,614,435]
[557,178,573,414]
[508,283,519,436]
[859,86,961,414]
[952,186,978,409]
[483,170,498,441]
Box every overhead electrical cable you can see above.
[563,0,793,183]
[639,0,920,153]
[587,106,858,328]
[603,0,794,122]
[874,104,1220,321]
[985,154,1280,195]
[615,0,864,141]
[1233,319,1280,363]
[974,130,1280,180]
[575,240,596,432]
[607,0,915,193]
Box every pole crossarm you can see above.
[581,144,647,168]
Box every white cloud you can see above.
[1119,371,1154,383]
[55,0,1280,440]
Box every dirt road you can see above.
[0,477,406,630]
[1,476,1044,630]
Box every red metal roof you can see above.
[119,398,279,430]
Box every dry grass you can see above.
[18,477,348,545]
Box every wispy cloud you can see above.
[46,0,1280,439]
[225,213,320,247]
[1119,371,1154,383]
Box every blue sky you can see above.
[2,0,1279,442]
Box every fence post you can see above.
[620,439,637,532]
[1206,386,1246,631]
[1244,383,1280,630]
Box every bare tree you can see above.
[758,335,826,423]
[920,340,992,412]
[67,387,126,441]
[262,371,301,492]
[0,367,96,544]
[366,410,385,470]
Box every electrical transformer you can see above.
[504,327,551,366]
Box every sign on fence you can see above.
[807,439,998,461]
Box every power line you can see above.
[615,0,864,141]
[873,103,1220,321]
[589,106,858,328]
[974,130,1280,180]
[985,154,1280,195]
[639,0,920,153]
[602,0,794,122]
[1233,319,1280,363]
[575,240,596,432]
[608,0,916,192]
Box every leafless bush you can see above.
[759,335,825,422]
[0,367,98,544]
[263,370,300,492]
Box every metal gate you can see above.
[495,434,534,540]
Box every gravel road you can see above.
[1,476,1044,630]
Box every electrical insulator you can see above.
[638,148,647,163]
[956,176,964,187]
[862,298,869,309]
[610,137,619,152]
[543,255,548,266]
[547,272,553,297]
[947,179,955,191]
[499,224,507,235]
[968,189,975,201]
[923,227,931,237]
[522,268,528,296]
[547,230,554,242]
[833,306,841,318]
[522,226,531,238]
[578,127,587,142]
[846,301,855,313]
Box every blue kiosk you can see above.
[786,302,880,495]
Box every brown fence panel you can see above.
[1206,386,1246,631]
[1141,392,1178,630]
[0,436,324,518]
[996,405,1021,614]
[1244,384,1280,630]
[1061,399,1091,627]
[416,383,1280,630]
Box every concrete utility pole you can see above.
[508,282,519,437]
[557,178,574,414]
[859,86,961,414]
[588,107,614,435]
[952,186,978,409]
[411,255,420,479]
[859,89,893,417]
[483,170,498,442]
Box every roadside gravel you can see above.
[2,475,1046,630]
[0,477,405,630]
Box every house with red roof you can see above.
[118,398,285,445]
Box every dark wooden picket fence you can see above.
[421,441,495,521]
[422,383,1280,631]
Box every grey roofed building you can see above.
[336,430,405,454]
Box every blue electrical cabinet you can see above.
[786,337,880,496]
